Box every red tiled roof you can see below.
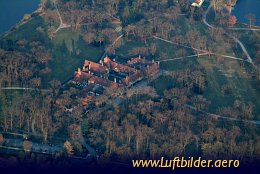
[103,56,136,73]
[84,60,107,73]
[127,71,143,84]
[75,56,159,89]
[89,76,114,88]
[127,57,151,65]
[145,63,159,75]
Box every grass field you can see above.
[53,29,80,52]
[49,28,103,84]
[198,56,260,120]
[150,75,175,95]
[115,39,147,57]
[6,16,47,40]
[3,15,104,85]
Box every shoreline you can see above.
[0,0,43,38]
[237,22,260,28]
[232,0,260,27]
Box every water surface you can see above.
[0,0,40,34]
[232,0,260,26]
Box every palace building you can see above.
[72,55,160,106]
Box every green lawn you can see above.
[198,56,260,120]
[150,75,175,95]
[237,30,260,61]
[5,16,51,49]
[115,39,147,57]
[4,16,104,86]
[48,29,103,84]
[53,29,80,52]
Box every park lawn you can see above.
[115,39,147,57]
[42,11,60,29]
[48,47,102,84]
[48,30,103,83]
[199,57,236,113]
[146,33,200,72]
[237,30,260,61]
[229,31,256,61]
[52,28,80,52]
[150,75,175,95]
[198,56,260,120]
[5,16,50,45]
[149,38,194,59]
[114,14,191,59]
[160,57,199,71]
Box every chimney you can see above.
[78,68,82,76]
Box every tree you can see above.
[64,140,74,155]
[49,79,61,96]
[83,32,95,44]
[23,140,32,152]
[191,95,209,111]
[45,0,54,9]
[150,44,157,56]
[241,102,254,119]
[74,141,83,154]
[228,15,237,27]
[246,13,256,28]
[0,75,2,96]
[122,6,130,21]
[30,77,42,88]
[191,70,206,94]
[210,0,226,12]
[0,134,4,145]
[95,32,105,47]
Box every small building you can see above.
[191,0,205,7]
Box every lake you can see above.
[232,0,260,26]
[0,0,40,34]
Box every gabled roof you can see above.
[103,56,136,73]
[84,60,107,74]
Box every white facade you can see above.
[191,0,205,7]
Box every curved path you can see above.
[1,87,51,92]
[153,36,251,63]
[54,0,70,33]
[203,4,253,64]
[186,104,260,126]
[1,129,98,157]
[157,53,208,62]
[53,3,122,34]
[229,28,260,32]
